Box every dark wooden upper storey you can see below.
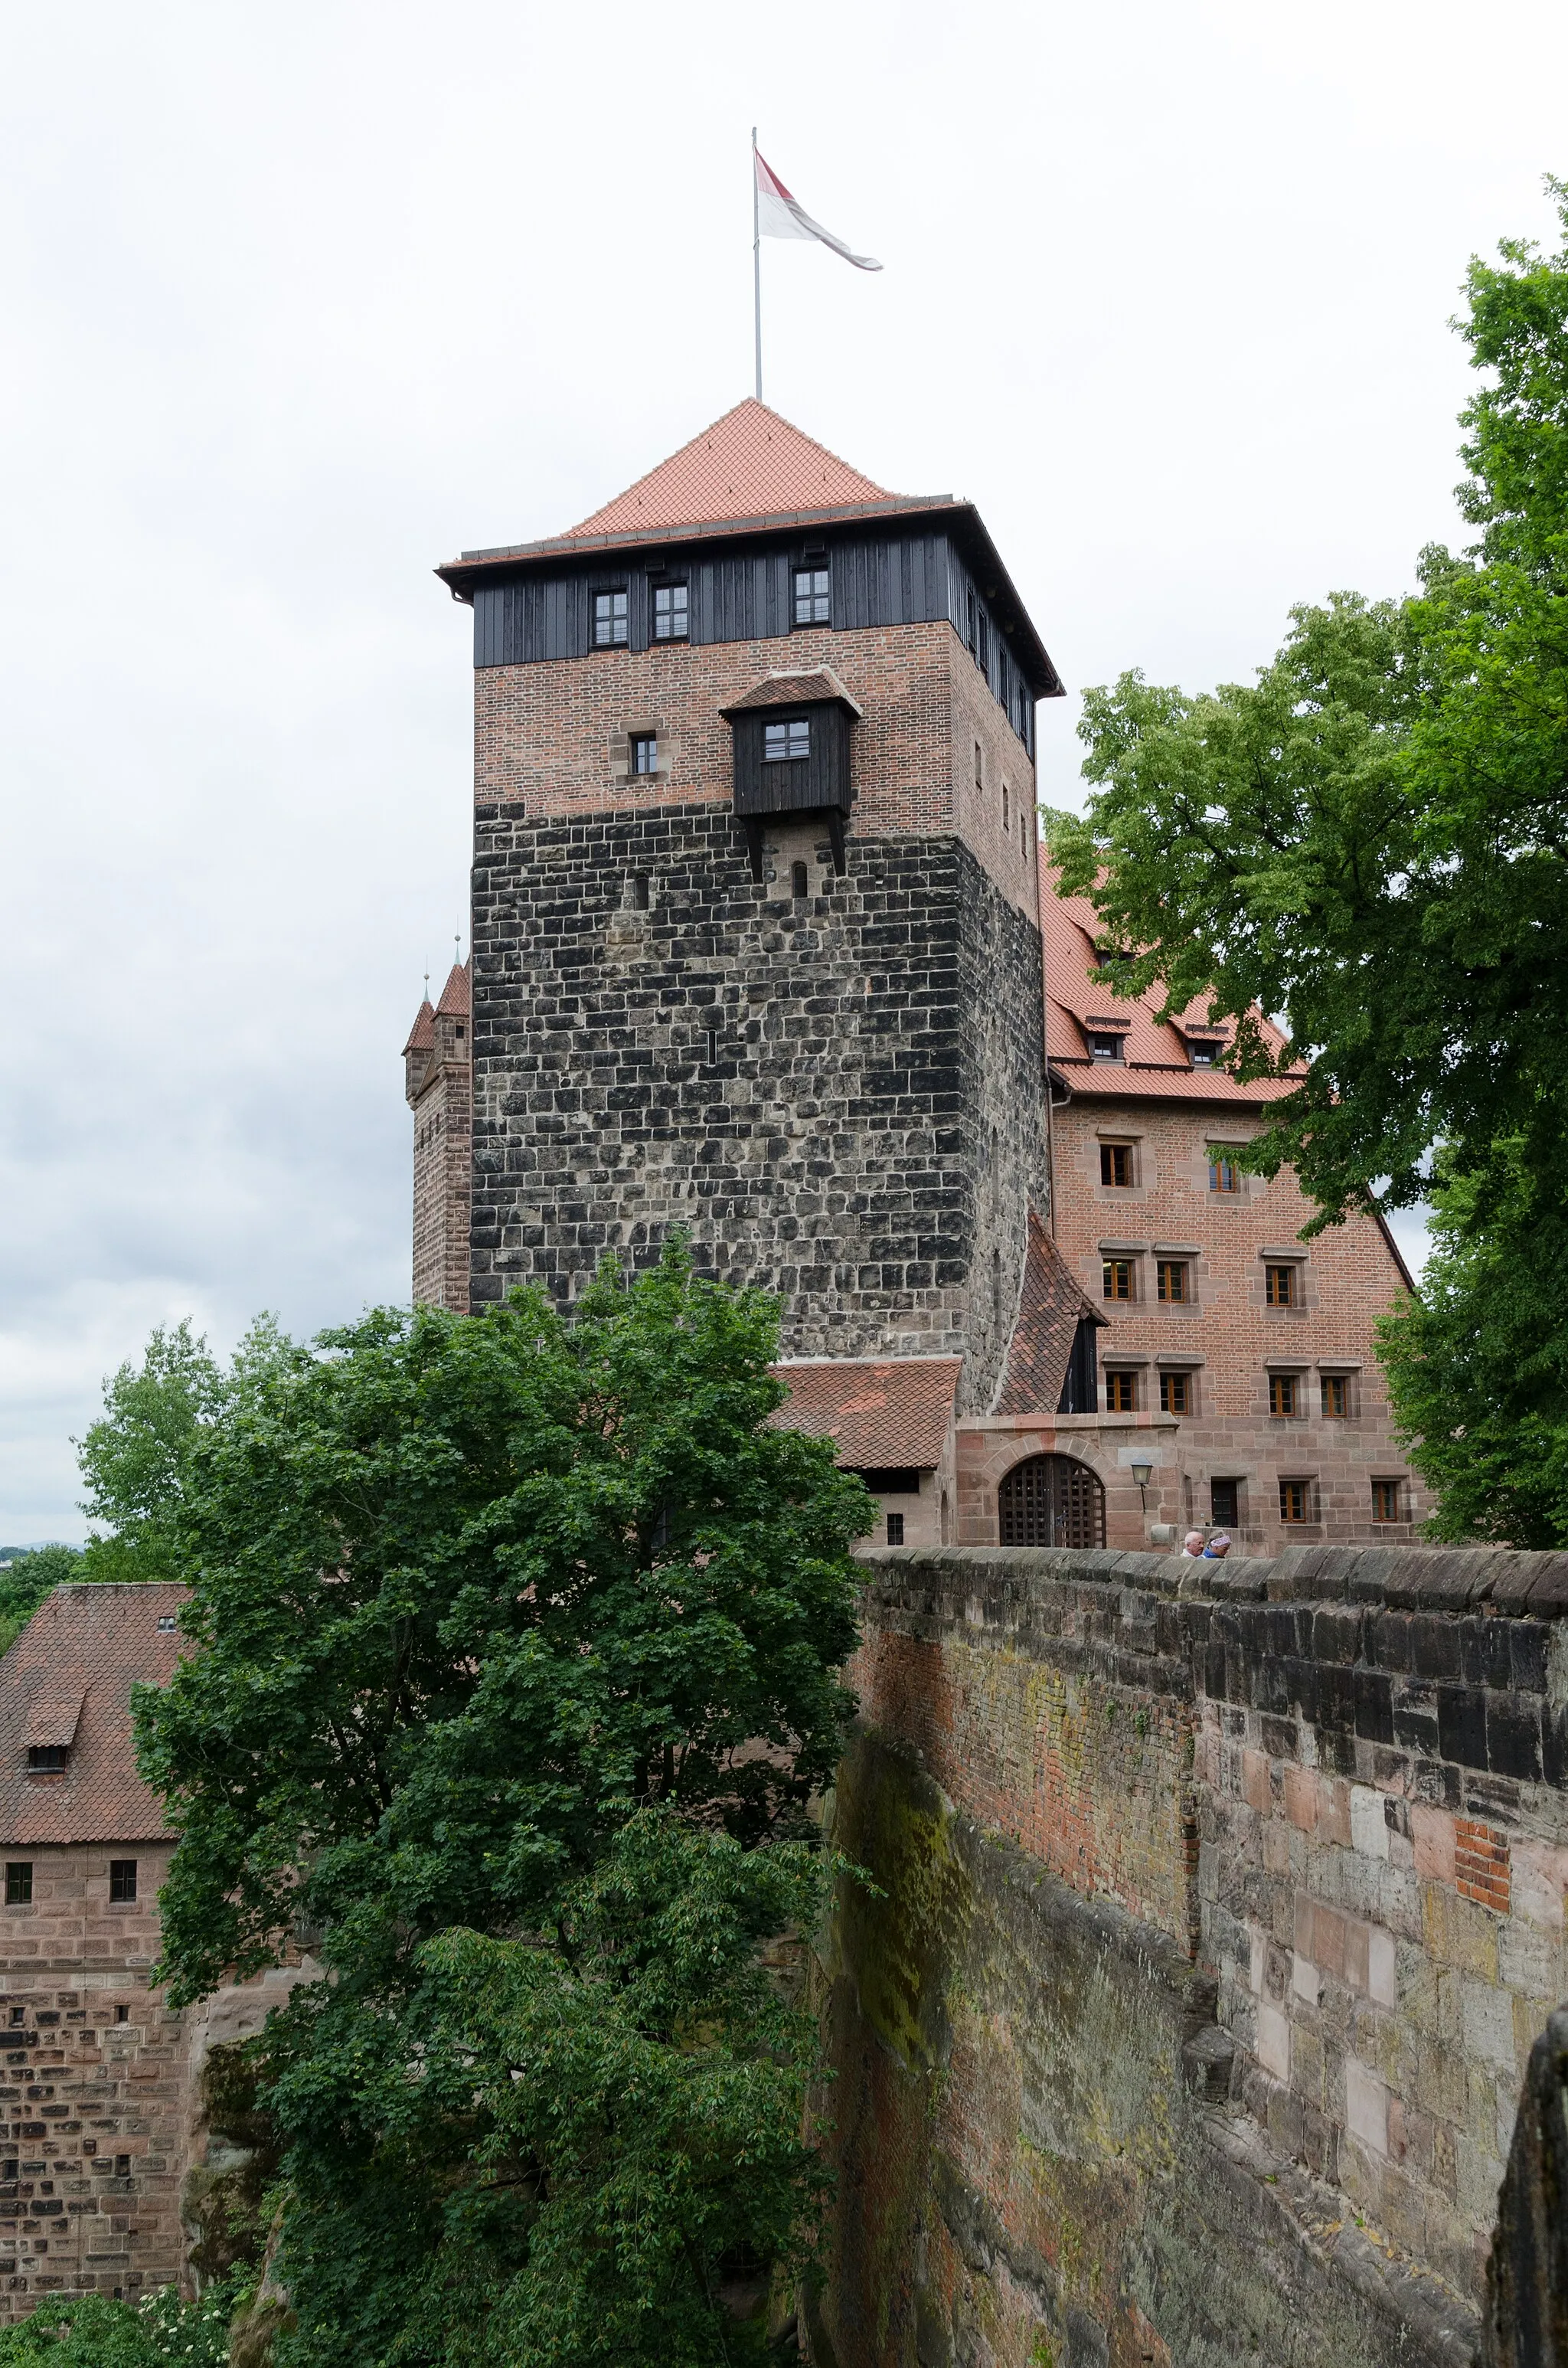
[436,493,1063,760]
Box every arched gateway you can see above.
[998,1453,1106,1549]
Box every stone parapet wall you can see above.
[828,1542,1568,2366]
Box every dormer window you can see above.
[764,718,810,763]
[27,1746,67,1773]
[793,567,829,626]
[1187,1034,1224,1068]
[652,582,688,642]
[593,590,629,649]
[1087,1032,1125,1062]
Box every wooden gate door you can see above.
[997,1454,1106,1548]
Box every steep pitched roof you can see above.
[434,960,470,1019]
[566,400,887,539]
[0,1585,189,1847]
[402,998,436,1058]
[1040,851,1303,1105]
[769,1357,960,1470]
[993,1212,1104,1418]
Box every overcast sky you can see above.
[3,0,1563,1542]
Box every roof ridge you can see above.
[564,398,890,541]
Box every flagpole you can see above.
[752,126,762,401]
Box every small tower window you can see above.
[593,590,629,648]
[763,718,810,763]
[791,862,808,899]
[792,567,830,626]
[652,583,688,641]
[631,733,658,776]
[631,872,650,911]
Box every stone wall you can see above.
[469,803,1049,1406]
[819,1542,1568,2366]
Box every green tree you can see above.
[136,1248,869,2366]
[1045,179,1568,1539]
[0,1544,83,1656]
[1046,177,1568,1231]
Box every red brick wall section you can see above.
[1047,1097,1422,1549]
[409,1017,471,1312]
[472,620,1039,923]
[0,1843,181,2314]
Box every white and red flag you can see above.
[753,146,882,272]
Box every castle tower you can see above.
[434,400,1063,1412]
[403,960,472,1310]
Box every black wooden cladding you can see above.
[470,524,1040,756]
[730,703,852,819]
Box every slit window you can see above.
[1106,1371,1137,1412]
[631,733,658,776]
[1279,1479,1312,1524]
[1002,783,1010,829]
[4,1866,30,1907]
[763,718,810,763]
[1102,1258,1133,1302]
[1321,1375,1348,1418]
[1099,1143,1132,1188]
[793,567,830,626]
[1209,1152,1242,1194]
[966,588,977,655]
[1159,1370,1191,1415]
[1265,1263,1296,1307]
[791,861,808,899]
[108,1861,138,1905]
[1371,1480,1403,1523]
[652,582,688,641]
[593,590,629,648]
[630,872,650,911]
[1269,1373,1299,1418]
[1156,1260,1188,1303]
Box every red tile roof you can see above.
[994,1211,1104,1416]
[566,400,888,540]
[435,960,470,1019]
[720,667,863,718]
[770,1357,960,1470]
[1040,852,1302,1106]
[402,998,435,1058]
[0,1586,188,1847]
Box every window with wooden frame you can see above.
[652,581,688,641]
[1210,1477,1240,1526]
[630,732,658,777]
[1269,1372,1299,1418]
[593,589,629,648]
[1371,1479,1403,1523]
[1321,1375,1349,1418]
[763,718,810,763]
[1159,1369,1191,1415]
[1279,1478,1312,1524]
[1156,1259,1188,1303]
[4,1865,30,1907]
[886,1513,905,1545]
[1265,1263,1296,1307]
[1105,1370,1137,1412]
[1087,1032,1125,1062]
[793,566,830,626]
[109,1860,138,1904]
[1208,1150,1242,1194]
[1099,1143,1132,1188]
[1102,1258,1134,1301]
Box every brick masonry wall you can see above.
[472,620,1040,924]
[1050,1097,1423,1547]
[469,804,1048,1406]
[0,1841,182,2314]
[824,1542,1568,2366]
[410,1023,472,1312]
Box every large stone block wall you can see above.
[823,1543,1568,2366]
[469,804,1048,1402]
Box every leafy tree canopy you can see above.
[1046,176,1568,1231]
[136,1248,869,2366]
